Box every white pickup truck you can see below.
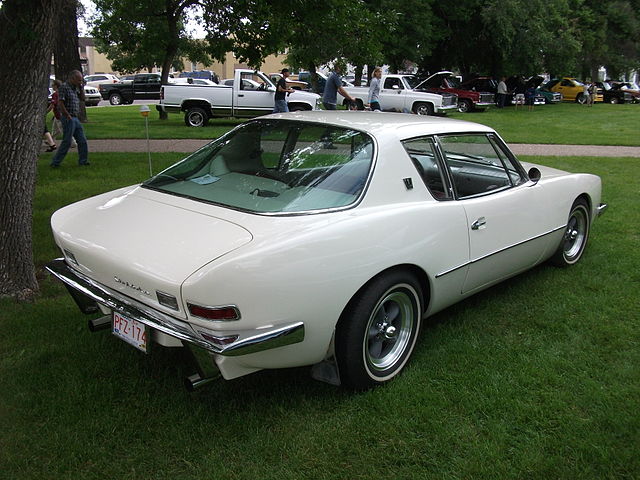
[159,69,321,127]
[338,74,458,115]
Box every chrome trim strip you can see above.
[46,259,305,356]
[597,203,608,217]
[435,225,565,278]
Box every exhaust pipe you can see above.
[88,315,112,332]
[183,344,221,391]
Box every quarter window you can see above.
[402,137,450,200]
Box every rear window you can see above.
[142,120,374,214]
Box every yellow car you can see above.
[545,77,603,103]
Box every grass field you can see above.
[0,147,638,479]
[73,101,640,146]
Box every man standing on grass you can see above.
[50,70,89,168]
[273,68,294,113]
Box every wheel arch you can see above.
[338,264,432,327]
[181,99,212,113]
[288,101,313,111]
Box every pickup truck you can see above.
[98,73,162,105]
[338,74,459,115]
[159,69,320,126]
[416,71,495,112]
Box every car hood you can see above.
[51,186,253,317]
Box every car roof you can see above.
[262,111,494,139]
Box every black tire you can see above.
[551,199,591,267]
[336,270,423,390]
[184,107,209,127]
[457,99,472,113]
[413,102,434,116]
[609,97,619,104]
[576,93,586,104]
[109,92,123,105]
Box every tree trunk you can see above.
[54,0,86,122]
[0,0,63,300]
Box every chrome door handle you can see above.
[238,94,244,97]
[471,217,486,230]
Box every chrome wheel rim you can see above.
[563,207,587,261]
[364,287,416,372]
[189,112,204,126]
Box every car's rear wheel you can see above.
[413,102,434,116]
[576,93,586,104]
[457,99,472,113]
[109,93,122,105]
[336,270,422,390]
[551,199,591,267]
[184,107,209,127]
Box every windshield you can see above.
[142,120,375,214]
[404,76,422,89]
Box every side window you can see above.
[383,78,402,89]
[437,134,517,199]
[402,137,450,200]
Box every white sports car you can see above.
[47,111,607,390]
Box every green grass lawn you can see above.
[0,152,638,479]
[75,101,640,146]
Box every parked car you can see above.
[609,82,640,103]
[46,112,606,391]
[83,85,101,106]
[416,71,495,112]
[160,69,320,126]
[545,77,603,103]
[98,73,162,105]
[84,74,120,88]
[594,82,635,104]
[338,73,459,115]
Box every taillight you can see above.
[188,303,240,321]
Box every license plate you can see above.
[112,311,148,353]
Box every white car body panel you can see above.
[47,112,604,384]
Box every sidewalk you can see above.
[86,139,640,157]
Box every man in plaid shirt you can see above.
[50,70,89,167]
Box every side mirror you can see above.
[528,167,541,185]
[267,85,276,93]
[392,85,400,90]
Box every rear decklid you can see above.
[51,186,252,318]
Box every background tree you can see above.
[54,0,87,121]
[90,0,223,119]
[0,0,64,299]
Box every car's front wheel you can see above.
[184,107,209,127]
[413,102,434,116]
[457,99,472,113]
[109,93,123,105]
[576,93,586,104]
[551,199,591,267]
[336,270,423,390]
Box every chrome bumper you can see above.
[46,258,304,356]
[437,104,459,112]
[597,203,608,217]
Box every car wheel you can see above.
[457,99,472,113]
[109,93,122,105]
[288,104,307,112]
[551,199,591,267]
[576,93,586,104]
[336,270,422,390]
[413,102,434,116]
[609,97,619,104]
[184,107,209,127]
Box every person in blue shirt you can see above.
[322,62,355,110]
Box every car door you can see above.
[435,133,550,294]
[380,77,408,111]
[234,72,275,117]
